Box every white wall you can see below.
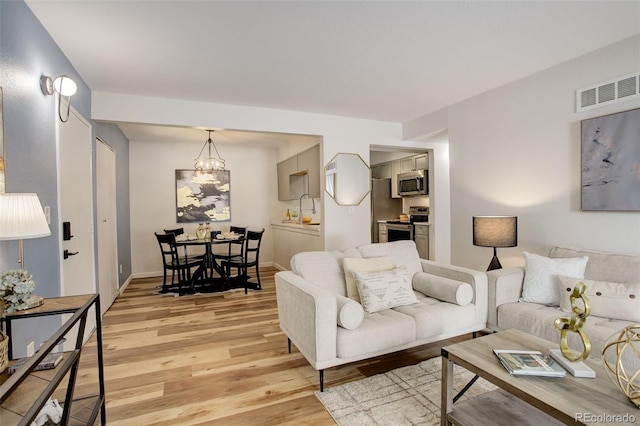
[129,138,277,277]
[93,94,444,262]
[407,35,640,271]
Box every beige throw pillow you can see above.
[557,275,640,323]
[343,257,396,302]
[353,266,419,314]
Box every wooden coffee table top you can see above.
[442,329,639,425]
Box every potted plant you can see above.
[0,269,42,313]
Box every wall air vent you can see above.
[576,71,640,112]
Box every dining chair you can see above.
[222,228,265,294]
[154,232,202,294]
[164,227,205,260]
[215,225,247,262]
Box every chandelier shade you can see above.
[194,130,225,172]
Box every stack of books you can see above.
[493,349,566,377]
[8,352,63,375]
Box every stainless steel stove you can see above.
[385,206,429,241]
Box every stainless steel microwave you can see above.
[397,170,428,196]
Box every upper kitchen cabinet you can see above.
[297,145,321,198]
[379,152,428,198]
[372,162,392,179]
[277,145,321,201]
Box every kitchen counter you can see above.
[271,219,323,269]
[271,220,321,236]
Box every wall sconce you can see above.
[473,215,518,271]
[40,75,77,123]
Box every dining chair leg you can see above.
[255,266,262,290]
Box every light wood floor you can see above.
[71,267,474,425]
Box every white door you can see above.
[96,138,118,315]
[57,104,96,344]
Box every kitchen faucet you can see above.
[299,193,316,223]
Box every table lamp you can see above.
[0,193,51,270]
[473,216,517,271]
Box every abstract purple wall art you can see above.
[581,108,640,211]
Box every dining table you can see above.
[174,233,243,294]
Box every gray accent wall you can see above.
[0,1,132,356]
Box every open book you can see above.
[493,349,566,377]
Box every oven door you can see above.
[386,223,414,241]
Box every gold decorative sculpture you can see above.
[602,325,640,408]
[554,282,591,362]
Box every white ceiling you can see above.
[26,1,640,146]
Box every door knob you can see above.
[63,249,79,259]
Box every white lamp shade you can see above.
[0,193,51,240]
[53,75,77,97]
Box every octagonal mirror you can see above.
[324,153,371,206]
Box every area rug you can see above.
[315,357,498,425]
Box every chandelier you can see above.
[194,130,225,172]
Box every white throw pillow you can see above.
[353,266,419,314]
[520,252,588,305]
[343,257,396,302]
[335,294,365,330]
[557,275,640,323]
[412,273,474,306]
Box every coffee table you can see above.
[441,328,639,426]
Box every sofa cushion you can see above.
[335,294,365,330]
[412,272,473,306]
[498,301,640,371]
[343,256,396,302]
[394,293,477,340]
[353,266,419,313]
[521,252,588,306]
[557,275,640,323]
[335,309,416,358]
[550,247,640,283]
[291,250,359,296]
[357,240,422,277]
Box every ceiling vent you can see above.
[576,71,639,112]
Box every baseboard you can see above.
[118,274,133,295]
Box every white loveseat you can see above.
[275,240,487,390]
[487,246,640,369]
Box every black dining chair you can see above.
[215,226,247,262]
[165,227,205,259]
[155,232,202,294]
[222,228,265,294]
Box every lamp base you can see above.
[487,255,502,271]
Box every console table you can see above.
[0,294,106,425]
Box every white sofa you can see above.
[487,246,640,369]
[275,240,487,390]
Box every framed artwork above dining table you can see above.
[175,169,231,223]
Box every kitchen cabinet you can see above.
[391,160,402,198]
[297,145,321,198]
[277,145,320,201]
[378,222,388,243]
[414,154,428,171]
[414,224,429,260]
[372,162,392,179]
[277,156,298,201]
[400,157,414,173]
